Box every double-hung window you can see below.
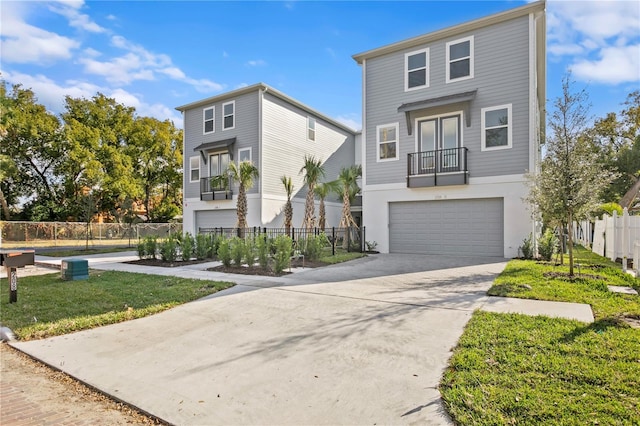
[222,101,235,130]
[308,117,316,141]
[189,156,200,182]
[377,123,399,162]
[446,36,474,83]
[405,48,429,91]
[481,104,512,151]
[203,106,215,134]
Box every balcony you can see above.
[407,147,469,188]
[200,176,233,201]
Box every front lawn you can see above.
[1,270,233,340]
[441,246,640,424]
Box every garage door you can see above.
[196,209,237,230]
[389,198,503,256]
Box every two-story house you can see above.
[353,1,545,257]
[176,83,357,236]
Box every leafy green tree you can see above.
[335,165,362,229]
[227,161,259,229]
[281,175,294,234]
[314,182,334,230]
[299,155,325,229]
[527,76,615,276]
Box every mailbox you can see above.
[1,249,36,303]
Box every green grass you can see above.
[319,251,367,264]
[37,247,132,257]
[441,246,640,424]
[1,270,233,340]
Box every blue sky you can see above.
[1,0,639,131]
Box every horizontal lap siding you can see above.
[365,15,531,185]
[262,93,355,201]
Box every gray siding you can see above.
[183,91,260,199]
[262,92,355,201]
[365,15,531,185]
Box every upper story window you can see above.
[238,147,252,164]
[405,48,429,91]
[203,106,215,134]
[223,101,235,130]
[446,36,474,83]
[189,156,200,182]
[376,123,399,162]
[481,104,512,151]
[308,117,316,141]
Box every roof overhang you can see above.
[194,137,236,163]
[397,90,477,135]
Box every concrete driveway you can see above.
[12,254,507,425]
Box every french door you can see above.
[418,115,460,173]
[209,152,230,177]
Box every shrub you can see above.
[160,236,178,262]
[136,240,146,259]
[144,236,158,260]
[301,234,327,261]
[520,234,534,259]
[181,232,195,261]
[273,235,293,274]
[230,236,244,267]
[256,235,270,269]
[195,233,209,260]
[243,238,256,266]
[217,238,232,267]
[597,202,624,218]
[538,229,559,261]
[365,241,378,252]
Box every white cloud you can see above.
[247,59,267,67]
[334,113,361,131]
[0,2,80,64]
[572,44,640,84]
[48,1,106,33]
[548,0,640,84]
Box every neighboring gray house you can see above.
[352,1,545,257]
[176,83,356,236]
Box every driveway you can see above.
[12,254,507,425]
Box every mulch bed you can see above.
[208,258,329,277]
[125,258,212,267]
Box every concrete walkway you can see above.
[8,253,594,425]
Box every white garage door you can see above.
[196,210,237,230]
[389,198,504,256]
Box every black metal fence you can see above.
[198,226,365,254]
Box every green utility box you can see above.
[61,259,89,280]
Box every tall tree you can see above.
[335,165,362,229]
[527,75,615,276]
[299,155,325,229]
[314,182,335,230]
[228,161,259,229]
[281,175,294,235]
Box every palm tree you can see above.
[299,155,325,229]
[335,165,362,248]
[281,175,294,235]
[227,160,259,229]
[314,182,336,230]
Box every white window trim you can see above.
[405,48,430,92]
[481,104,512,151]
[203,106,215,134]
[413,110,465,152]
[189,156,200,183]
[446,35,474,83]
[238,147,252,164]
[376,123,399,162]
[307,116,316,141]
[222,101,235,131]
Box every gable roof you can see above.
[352,0,545,64]
[175,83,357,134]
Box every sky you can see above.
[1,0,639,131]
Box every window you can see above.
[238,147,252,163]
[209,152,230,177]
[189,156,200,182]
[446,36,474,83]
[416,114,462,173]
[481,104,512,151]
[376,123,399,162]
[203,106,215,134]
[222,101,235,130]
[308,117,316,141]
[405,48,429,91]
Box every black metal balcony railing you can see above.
[407,147,469,187]
[200,176,233,201]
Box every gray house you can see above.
[353,1,545,257]
[176,83,357,236]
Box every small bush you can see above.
[181,232,195,261]
[243,238,256,266]
[520,234,534,259]
[273,235,293,274]
[365,241,378,252]
[538,229,559,261]
[301,234,327,261]
[256,235,270,269]
[144,236,158,260]
[195,233,209,260]
[160,236,178,262]
[217,238,232,267]
[230,236,244,267]
[136,240,146,259]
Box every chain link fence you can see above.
[0,221,182,248]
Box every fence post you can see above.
[622,208,629,272]
[361,226,365,253]
[332,227,335,256]
[347,226,351,252]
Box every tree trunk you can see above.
[237,184,247,229]
[302,185,315,229]
[568,212,574,277]
[0,187,10,220]
[318,198,326,230]
[619,176,640,209]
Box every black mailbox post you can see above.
[0,250,35,303]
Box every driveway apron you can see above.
[12,254,507,425]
